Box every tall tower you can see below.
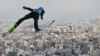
[92,25,97,33]
[96,18,100,25]
[72,18,78,33]
[92,18,100,33]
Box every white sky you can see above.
[0,0,100,21]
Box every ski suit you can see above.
[8,6,45,33]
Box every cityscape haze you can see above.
[0,0,100,56]
[0,18,100,56]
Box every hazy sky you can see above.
[0,0,100,21]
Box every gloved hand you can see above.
[41,18,43,20]
[23,6,26,9]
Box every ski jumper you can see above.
[8,6,45,33]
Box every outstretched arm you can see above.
[41,10,45,20]
[23,6,33,11]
